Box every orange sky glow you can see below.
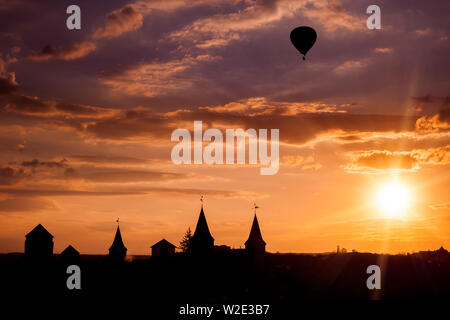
[0,0,448,255]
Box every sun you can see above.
[376,182,410,219]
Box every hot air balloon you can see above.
[290,26,317,60]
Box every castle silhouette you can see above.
[6,201,450,303]
[24,203,266,260]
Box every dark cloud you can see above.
[0,188,144,197]
[64,167,78,178]
[0,198,56,212]
[21,158,67,168]
[0,186,254,198]
[78,105,418,145]
[412,94,434,103]
[439,108,450,122]
[68,155,151,165]
[1,92,118,118]
[0,166,25,185]
[82,169,187,183]
[412,95,450,107]
[28,42,96,61]
[0,72,18,94]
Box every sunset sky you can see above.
[0,0,449,255]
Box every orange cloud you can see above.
[412,145,450,165]
[301,0,364,32]
[345,150,419,174]
[374,48,393,54]
[415,114,450,133]
[345,145,450,174]
[169,0,363,49]
[282,155,322,170]
[416,27,432,36]
[100,55,219,97]
[92,5,143,39]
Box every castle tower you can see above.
[25,224,54,259]
[191,204,214,256]
[109,223,127,261]
[245,214,266,254]
[61,245,80,263]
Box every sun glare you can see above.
[376,182,410,219]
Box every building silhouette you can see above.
[25,224,54,259]
[151,239,176,257]
[245,214,266,255]
[109,225,127,261]
[191,205,214,256]
[61,244,80,263]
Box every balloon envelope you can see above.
[290,26,317,60]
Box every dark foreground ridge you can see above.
[2,249,450,299]
[2,208,450,316]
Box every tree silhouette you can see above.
[179,227,192,254]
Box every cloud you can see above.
[199,97,351,115]
[429,203,450,210]
[412,145,450,165]
[300,0,364,32]
[21,159,67,168]
[411,95,450,107]
[1,92,119,118]
[42,97,418,146]
[282,155,322,170]
[100,55,219,97]
[415,27,431,36]
[345,150,419,174]
[412,94,434,104]
[374,48,393,54]
[67,155,151,165]
[168,0,300,48]
[28,42,96,61]
[0,188,144,197]
[0,186,255,199]
[0,0,24,11]
[0,72,18,94]
[345,145,450,174]
[0,198,56,212]
[92,5,143,39]
[82,169,187,183]
[169,0,363,49]
[91,0,231,40]
[415,113,450,133]
[0,166,25,185]
[334,59,366,73]
[440,108,450,121]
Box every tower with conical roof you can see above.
[191,197,214,256]
[25,224,54,258]
[61,244,80,263]
[245,205,266,255]
[109,219,127,261]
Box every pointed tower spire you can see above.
[109,221,127,260]
[245,205,266,254]
[191,198,214,256]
